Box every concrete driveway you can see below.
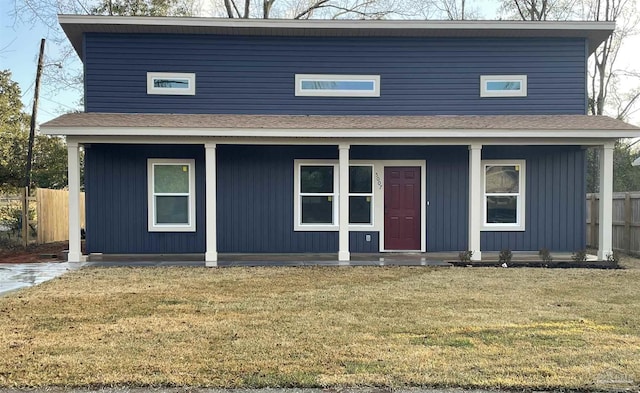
[0,262,84,296]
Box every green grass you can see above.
[0,266,639,390]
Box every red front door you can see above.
[384,167,421,250]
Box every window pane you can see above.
[349,196,371,224]
[301,196,333,224]
[154,164,190,193]
[156,196,189,224]
[350,166,372,193]
[486,81,521,91]
[485,165,519,193]
[301,80,375,91]
[301,166,334,193]
[154,78,190,89]
[486,196,517,224]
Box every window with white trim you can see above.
[482,160,525,231]
[480,75,527,97]
[148,159,196,232]
[294,161,375,230]
[299,164,337,226]
[349,165,373,224]
[295,74,380,97]
[147,72,196,95]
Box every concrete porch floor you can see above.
[84,251,587,267]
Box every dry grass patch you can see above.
[0,266,639,390]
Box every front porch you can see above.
[83,251,607,268]
[40,113,638,265]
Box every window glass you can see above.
[349,166,372,193]
[154,164,190,193]
[486,196,517,224]
[156,196,189,224]
[349,196,371,224]
[153,78,190,89]
[485,165,519,193]
[301,166,334,193]
[301,80,375,91]
[301,196,333,224]
[486,81,521,91]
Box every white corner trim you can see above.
[480,75,527,97]
[147,158,196,232]
[147,72,196,95]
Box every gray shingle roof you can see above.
[42,113,639,131]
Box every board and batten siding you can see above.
[481,146,586,252]
[84,144,206,254]
[84,33,588,115]
[83,144,585,254]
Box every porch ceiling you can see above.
[41,113,640,141]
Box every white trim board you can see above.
[68,135,622,147]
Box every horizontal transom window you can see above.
[147,72,196,95]
[480,75,527,97]
[295,74,380,97]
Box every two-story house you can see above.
[42,15,640,265]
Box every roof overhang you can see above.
[59,14,614,59]
[41,113,639,142]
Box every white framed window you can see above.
[148,159,196,232]
[295,74,380,97]
[294,161,375,231]
[147,72,196,95]
[480,75,527,97]
[349,165,374,225]
[295,162,339,231]
[482,160,526,231]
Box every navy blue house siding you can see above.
[84,33,587,115]
[481,146,586,252]
[84,144,206,254]
[84,144,585,254]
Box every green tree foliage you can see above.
[0,70,67,192]
[587,141,640,193]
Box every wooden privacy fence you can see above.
[587,192,640,254]
[36,188,85,244]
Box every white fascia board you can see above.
[57,14,614,33]
[42,126,640,140]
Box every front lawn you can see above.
[0,267,638,390]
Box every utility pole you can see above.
[22,38,45,247]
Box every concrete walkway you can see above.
[0,262,84,296]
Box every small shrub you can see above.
[499,249,512,263]
[538,248,553,263]
[458,250,473,263]
[572,249,587,262]
[606,251,620,266]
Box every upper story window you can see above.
[295,74,380,97]
[480,75,527,97]
[147,72,196,95]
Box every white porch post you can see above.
[597,142,614,260]
[468,144,482,261]
[338,143,350,263]
[205,142,218,267]
[67,141,83,262]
